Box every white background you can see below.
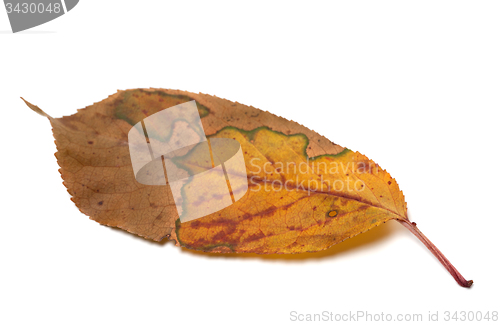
[1,1,499,324]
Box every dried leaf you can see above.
[23,88,472,287]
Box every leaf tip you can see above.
[21,97,52,119]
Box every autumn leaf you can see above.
[23,88,472,288]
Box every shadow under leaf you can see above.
[107,219,403,262]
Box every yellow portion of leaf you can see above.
[176,127,407,253]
